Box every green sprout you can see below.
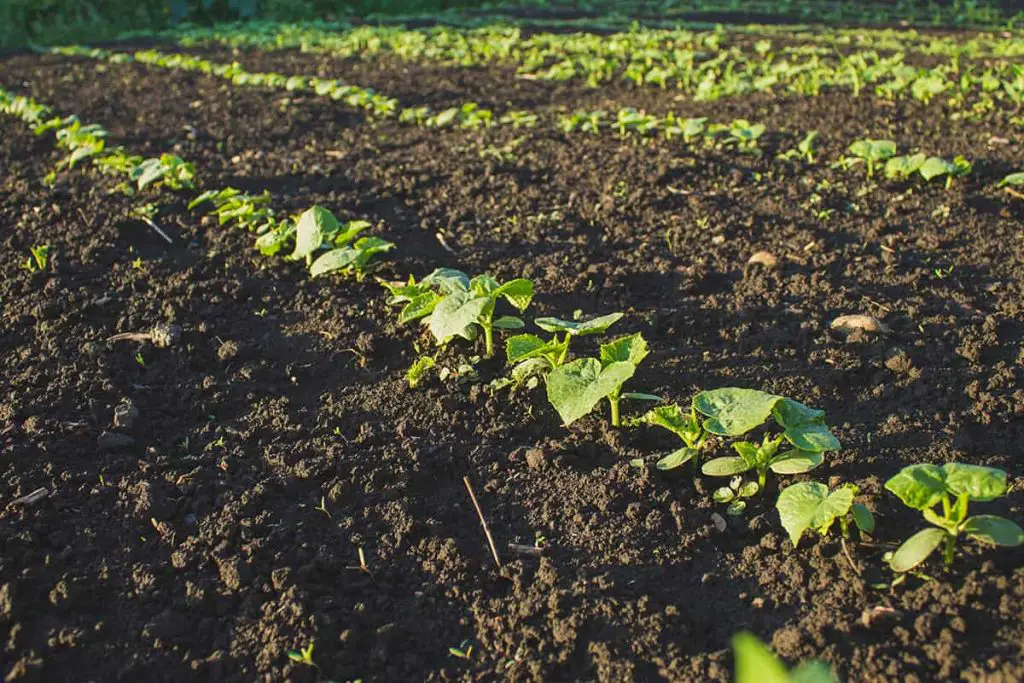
[546,333,659,427]
[846,139,897,178]
[884,463,1023,572]
[776,482,874,547]
[503,312,623,387]
[21,245,51,273]
[287,642,319,669]
[732,632,836,683]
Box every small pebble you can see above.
[831,314,890,334]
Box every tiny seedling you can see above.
[714,476,760,516]
[731,632,836,683]
[21,244,51,273]
[884,463,1023,572]
[798,130,819,163]
[287,642,318,669]
[427,273,534,358]
[884,153,926,180]
[697,388,839,489]
[448,639,473,660]
[546,333,659,427]
[638,402,707,471]
[130,153,196,191]
[406,355,436,388]
[776,481,874,547]
[504,312,624,387]
[846,139,897,178]
[919,155,972,189]
[289,206,394,280]
[726,119,766,151]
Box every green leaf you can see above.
[732,441,761,468]
[732,632,790,683]
[713,486,736,503]
[333,220,371,246]
[429,291,489,344]
[920,156,955,181]
[510,357,552,385]
[492,316,525,330]
[546,358,636,426]
[694,387,781,436]
[769,450,824,474]
[134,158,166,189]
[889,527,946,572]
[776,482,854,547]
[790,661,838,683]
[851,503,875,533]
[422,268,470,293]
[506,334,550,363]
[738,480,760,498]
[493,278,534,311]
[884,153,926,179]
[640,404,701,442]
[941,463,1007,502]
[656,447,698,471]
[999,171,1024,187]
[406,356,435,388]
[309,247,358,277]
[784,422,841,452]
[961,515,1024,547]
[291,206,338,261]
[771,398,825,427]
[727,500,747,515]
[702,456,751,477]
[398,292,441,324]
[885,464,947,510]
[534,312,623,336]
[600,333,649,366]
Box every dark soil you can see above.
[1,37,1023,683]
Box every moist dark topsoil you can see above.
[1,43,1022,683]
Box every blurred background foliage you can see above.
[1,0,1021,49]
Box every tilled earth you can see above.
[1,37,1023,683]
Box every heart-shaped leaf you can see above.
[506,334,552,363]
[885,464,947,510]
[429,291,489,344]
[693,387,781,436]
[492,278,534,311]
[776,482,855,546]
[546,358,636,426]
[600,333,648,366]
[784,422,840,452]
[941,463,1006,502]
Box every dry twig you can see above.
[464,476,502,568]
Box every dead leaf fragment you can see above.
[746,251,778,268]
[831,314,891,334]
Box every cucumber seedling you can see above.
[776,481,874,547]
[504,312,624,387]
[546,333,659,427]
[845,139,897,179]
[884,463,1023,572]
[696,388,839,489]
[918,155,972,189]
[289,206,395,280]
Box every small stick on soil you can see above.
[139,216,173,244]
[841,537,862,577]
[507,543,543,558]
[9,487,49,506]
[463,476,502,568]
[436,232,457,254]
[1005,187,1024,200]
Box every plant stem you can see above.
[483,324,494,358]
[943,533,956,567]
[609,396,621,427]
[757,469,767,490]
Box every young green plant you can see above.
[732,632,837,683]
[696,388,839,489]
[846,139,897,179]
[504,312,624,387]
[427,274,534,358]
[884,463,1022,572]
[776,481,874,547]
[546,333,658,427]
